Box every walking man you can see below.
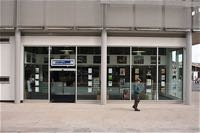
[132,77,144,111]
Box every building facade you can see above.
[0,0,199,104]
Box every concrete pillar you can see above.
[185,31,192,105]
[101,29,107,105]
[15,29,21,104]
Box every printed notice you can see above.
[35,81,39,86]
[88,68,92,74]
[88,81,92,86]
[88,75,92,80]
[108,81,112,87]
[35,87,39,92]
[108,68,112,74]
[35,74,39,80]
[88,87,92,93]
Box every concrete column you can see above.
[185,31,192,105]
[15,29,21,104]
[101,29,107,105]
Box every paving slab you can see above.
[0,92,199,133]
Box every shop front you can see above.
[23,36,185,103]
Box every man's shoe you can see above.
[135,108,140,111]
[132,105,136,109]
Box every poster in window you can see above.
[146,89,151,93]
[108,75,112,80]
[88,68,92,74]
[88,75,92,80]
[35,68,39,73]
[161,81,165,87]
[117,56,127,64]
[35,87,39,92]
[77,56,87,63]
[120,68,125,76]
[93,56,101,64]
[146,79,151,86]
[135,75,139,81]
[35,81,39,86]
[161,75,165,80]
[161,69,165,74]
[134,56,144,64]
[35,74,39,80]
[88,87,92,93]
[135,68,139,74]
[108,81,112,87]
[88,81,92,86]
[108,68,112,74]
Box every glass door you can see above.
[50,70,75,102]
[49,46,76,102]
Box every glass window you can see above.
[77,47,101,100]
[158,48,183,100]
[107,47,130,100]
[24,47,48,99]
[132,48,157,100]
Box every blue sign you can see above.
[51,59,75,66]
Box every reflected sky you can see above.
[192,44,200,63]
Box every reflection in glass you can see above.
[50,47,76,69]
[107,47,130,100]
[24,47,48,99]
[77,47,101,100]
[50,71,75,102]
[158,48,183,100]
[132,48,157,100]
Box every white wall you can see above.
[0,37,15,100]
[22,36,186,48]
[22,36,101,46]
[107,37,186,47]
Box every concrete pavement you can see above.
[0,92,200,133]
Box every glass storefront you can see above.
[132,48,157,100]
[24,47,49,99]
[24,46,183,101]
[77,47,101,100]
[158,48,183,100]
[50,47,76,102]
[107,47,130,100]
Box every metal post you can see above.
[185,31,192,105]
[48,46,51,102]
[101,29,107,105]
[156,47,159,101]
[75,46,77,103]
[15,28,21,104]
[130,47,132,100]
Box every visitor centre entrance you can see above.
[50,70,75,102]
[24,46,183,102]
